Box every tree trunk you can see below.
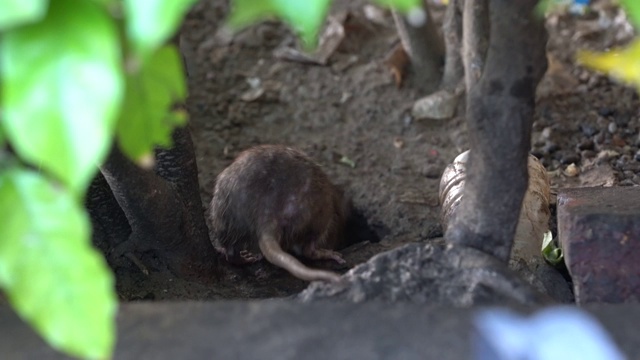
[96,126,218,280]
[462,0,489,91]
[441,0,464,90]
[444,0,548,262]
[392,0,444,91]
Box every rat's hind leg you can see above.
[239,249,264,263]
[216,245,263,265]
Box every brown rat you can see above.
[209,145,350,282]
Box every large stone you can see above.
[557,187,640,304]
[300,242,551,306]
[1,302,639,359]
[411,89,461,120]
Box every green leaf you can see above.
[541,230,564,266]
[123,0,197,61]
[534,0,574,17]
[228,0,332,48]
[0,168,117,359]
[371,0,421,12]
[1,0,123,195]
[117,45,188,162]
[621,0,640,29]
[91,0,117,6]
[0,0,48,31]
[578,38,640,90]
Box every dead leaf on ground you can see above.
[536,54,580,99]
[383,43,409,87]
[363,5,390,27]
[239,77,282,102]
[579,160,617,187]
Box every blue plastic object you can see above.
[473,307,626,360]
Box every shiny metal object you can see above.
[439,150,551,260]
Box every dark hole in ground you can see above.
[343,206,383,248]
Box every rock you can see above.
[557,187,640,304]
[577,139,595,151]
[564,163,580,177]
[411,89,461,120]
[509,257,574,303]
[299,242,551,306]
[559,152,580,165]
[598,107,616,117]
[544,141,560,154]
[580,123,598,137]
[581,150,596,159]
[4,301,640,359]
[608,122,618,134]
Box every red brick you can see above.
[557,187,640,304]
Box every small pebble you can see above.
[541,127,552,140]
[596,149,620,163]
[564,163,580,177]
[596,116,608,128]
[580,124,598,137]
[544,142,560,154]
[608,122,618,134]
[578,70,590,82]
[615,113,630,127]
[615,155,631,169]
[581,150,596,159]
[577,139,594,151]
[403,114,413,127]
[598,107,615,117]
[619,179,635,186]
[611,134,626,147]
[634,150,640,162]
[576,84,588,93]
[625,163,640,172]
[559,152,580,165]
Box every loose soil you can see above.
[114,0,640,301]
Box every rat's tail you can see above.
[259,233,341,282]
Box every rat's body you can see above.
[209,145,349,282]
